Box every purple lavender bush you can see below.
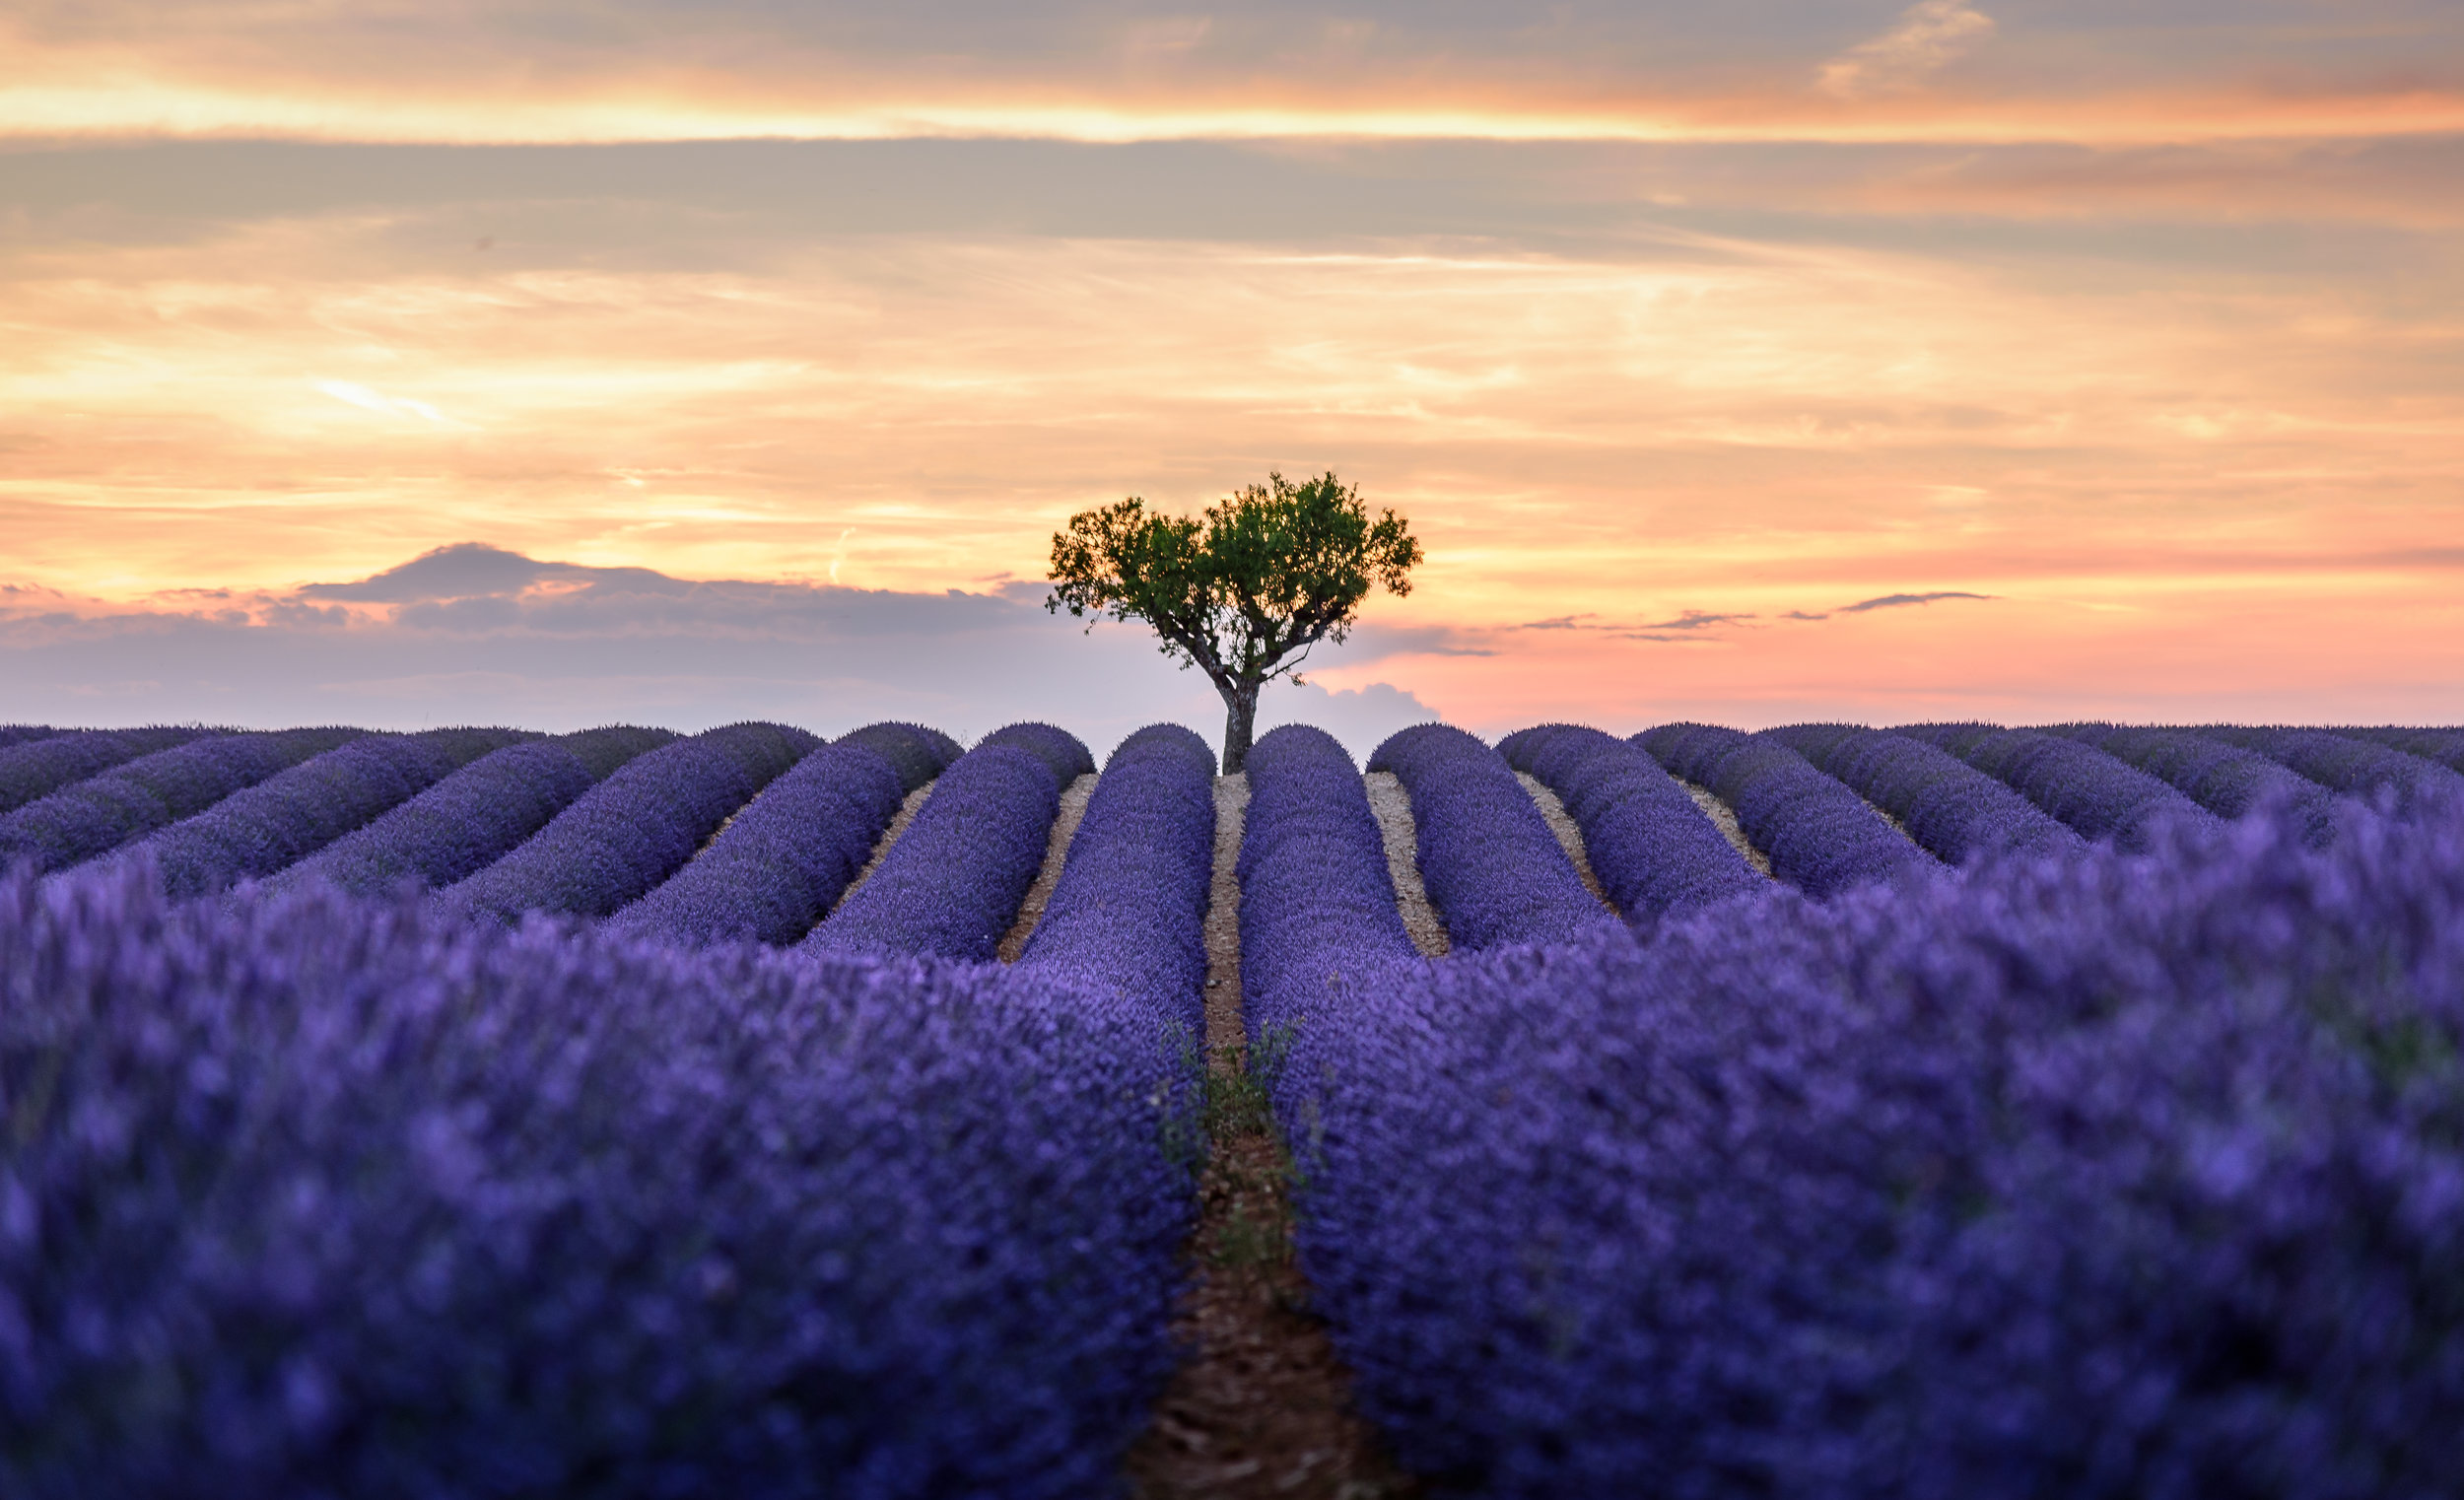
[1236,723,1421,1063]
[0,725,58,751]
[835,721,964,793]
[103,729,534,899]
[2199,725,2464,818]
[1638,722,1932,897]
[0,867,1194,1498]
[0,726,231,815]
[2043,723,2341,845]
[439,722,817,923]
[1768,723,2084,863]
[2341,726,2464,776]
[0,728,366,874]
[1015,724,1215,1036]
[608,736,907,948]
[1369,723,1607,950]
[1500,723,1766,919]
[1270,802,2464,1498]
[269,727,672,899]
[801,727,1086,962]
[974,720,1098,785]
[1898,721,2218,851]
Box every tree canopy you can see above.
[1047,471,1422,773]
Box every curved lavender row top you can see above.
[1768,723,2084,864]
[1237,725,1420,1060]
[1502,723,1765,918]
[271,727,672,899]
[803,739,1063,962]
[975,719,1097,785]
[608,740,906,948]
[2342,726,2464,776]
[0,867,1195,1498]
[2198,725,2464,818]
[0,724,56,749]
[440,722,818,923]
[0,728,366,875]
[1016,724,1216,1034]
[1638,722,1930,898]
[1276,805,2464,1497]
[1369,722,1606,950]
[2042,722,2341,846]
[107,728,534,899]
[0,725,226,815]
[1897,722,2218,852]
[835,720,963,794]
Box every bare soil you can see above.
[828,780,932,915]
[1677,778,1776,878]
[997,772,1097,961]
[1124,773,1420,1500]
[1516,771,1614,910]
[1360,772,1449,957]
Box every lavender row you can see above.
[1500,723,1766,919]
[105,729,533,899]
[2042,722,2341,845]
[836,720,965,793]
[0,728,367,875]
[2198,725,2464,818]
[1897,722,2218,852]
[1767,723,2084,864]
[1638,722,1931,897]
[439,722,817,923]
[1271,802,2464,1497]
[1368,723,1606,950]
[0,726,229,815]
[270,727,672,899]
[1015,724,1216,1037]
[2343,725,2464,776]
[801,723,1088,963]
[0,724,56,749]
[0,864,1194,1497]
[608,736,916,948]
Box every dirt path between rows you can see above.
[825,779,933,917]
[997,772,1096,961]
[1125,773,1418,1500]
[1677,778,1776,878]
[1361,772,1449,957]
[1516,772,1613,910]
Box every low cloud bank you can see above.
[0,544,1439,762]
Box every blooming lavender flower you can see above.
[1639,722,1933,896]
[439,722,817,923]
[1897,721,2218,851]
[800,727,1085,962]
[102,729,535,899]
[1501,723,1766,919]
[835,721,964,793]
[1015,724,1215,1036]
[1266,800,2464,1498]
[0,726,232,814]
[0,728,366,874]
[2042,722,2342,844]
[2339,725,2464,776]
[973,720,1098,784]
[0,864,1193,1498]
[2200,724,2464,818]
[1369,723,1608,950]
[270,727,672,899]
[1768,723,2084,864]
[0,724,58,750]
[608,738,906,948]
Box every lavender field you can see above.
[4,717,2462,1498]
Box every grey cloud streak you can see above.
[0,545,1440,760]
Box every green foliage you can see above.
[1046,471,1421,771]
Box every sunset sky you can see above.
[4,1,2461,743]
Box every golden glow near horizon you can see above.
[5,1,2463,726]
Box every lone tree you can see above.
[1047,471,1423,774]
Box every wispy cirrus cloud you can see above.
[1817,0,1998,100]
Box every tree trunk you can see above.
[1219,678,1263,775]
